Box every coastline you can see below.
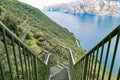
[46,10,120,18]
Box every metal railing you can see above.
[72,25,120,80]
[49,44,75,80]
[42,44,74,67]
[0,21,49,80]
[39,44,75,80]
[1,20,120,80]
[39,50,50,64]
[19,26,31,41]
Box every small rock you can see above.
[38,37,45,42]
[33,34,41,39]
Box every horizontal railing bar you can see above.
[75,25,120,66]
[39,50,49,55]
[58,62,69,69]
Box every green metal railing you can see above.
[72,25,120,80]
[39,44,75,80]
[40,44,74,67]
[19,26,31,41]
[0,20,120,80]
[0,21,49,80]
[48,44,75,80]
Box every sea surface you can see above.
[43,11,120,75]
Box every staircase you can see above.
[50,68,69,80]
[50,66,69,80]
[50,66,62,76]
[0,21,120,80]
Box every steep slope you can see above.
[0,0,85,61]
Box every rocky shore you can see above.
[44,0,120,16]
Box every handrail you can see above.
[0,21,44,64]
[43,44,75,80]
[75,25,120,64]
[78,25,120,64]
[45,53,51,65]
[49,44,75,65]
[58,44,75,64]
[19,26,31,41]
[39,44,75,67]
[0,21,49,80]
[39,50,51,65]
[72,25,120,80]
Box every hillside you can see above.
[0,0,85,61]
[44,0,120,16]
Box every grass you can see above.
[0,0,85,62]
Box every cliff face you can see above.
[44,0,120,16]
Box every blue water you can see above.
[43,11,120,75]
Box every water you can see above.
[43,11,120,75]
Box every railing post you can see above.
[11,36,20,80]
[33,56,38,80]
[0,62,5,80]
[82,55,88,80]
[2,28,14,80]
[23,47,28,80]
[31,55,35,80]
[97,42,104,80]
[93,47,99,80]
[90,51,95,80]
[0,21,49,80]
[68,53,73,80]
[101,35,111,80]
[29,56,32,80]
[27,51,31,80]
[46,53,50,78]
[18,42,24,80]
[30,55,33,80]
[108,27,120,80]
[87,55,91,80]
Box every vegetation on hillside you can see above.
[0,0,117,80]
[0,0,85,62]
[0,1,85,78]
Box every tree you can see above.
[2,13,20,34]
